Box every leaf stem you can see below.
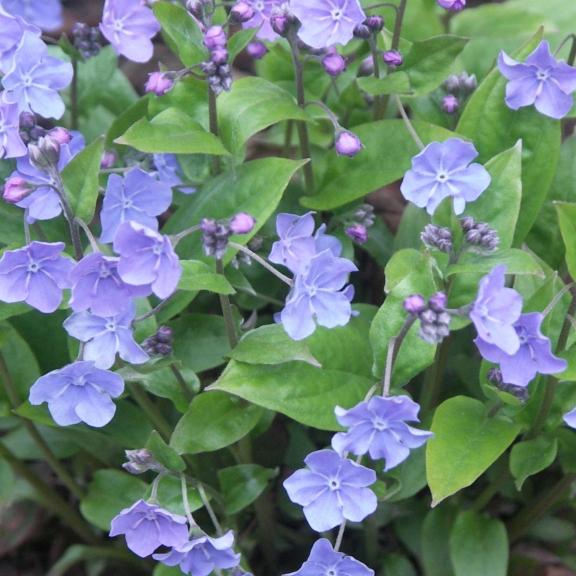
[197,482,223,535]
[48,174,83,260]
[208,86,221,175]
[394,95,425,150]
[229,242,293,286]
[369,37,385,120]
[170,363,194,402]
[180,473,197,529]
[216,259,239,348]
[334,520,347,551]
[382,316,417,396]
[71,57,79,131]
[420,334,452,413]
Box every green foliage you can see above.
[556,202,576,280]
[179,260,236,295]
[218,464,277,514]
[510,436,558,490]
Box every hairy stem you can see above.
[170,363,194,402]
[369,37,385,120]
[208,86,221,175]
[229,242,293,286]
[420,334,452,413]
[49,173,83,260]
[382,316,417,396]
[216,259,239,348]
[395,95,424,150]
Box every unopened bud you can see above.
[437,0,466,11]
[246,41,268,59]
[353,23,371,39]
[3,177,33,204]
[383,50,403,68]
[230,1,254,22]
[428,292,447,312]
[204,26,227,50]
[364,15,384,32]
[123,449,166,475]
[442,94,459,114]
[421,223,453,253]
[145,71,174,96]
[29,135,60,170]
[211,48,229,65]
[48,127,71,145]
[322,51,346,77]
[403,294,426,315]
[100,150,116,169]
[270,10,292,37]
[460,72,477,93]
[345,223,368,244]
[335,131,363,157]
[230,212,255,235]
[186,0,205,19]
[444,74,460,93]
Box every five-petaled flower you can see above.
[2,0,63,31]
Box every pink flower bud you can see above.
[335,131,363,157]
[204,26,227,51]
[100,150,116,169]
[48,127,72,145]
[246,41,268,60]
[403,294,426,315]
[345,223,368,244]
[442,94,459,114]
[3,177,32,204]
[230,1,255,23]
[383,50,403,68]
[230,212,256,235]
[322,51,346,77]
[145,72,174,96]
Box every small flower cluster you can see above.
[442,71,477,115]
[421,217,499,254]
[201,212,256,260]
[71,22,102,60]
[202,26,232,95]
[404,292,452,344]
[345,204,376,245]
[142,326,174,358]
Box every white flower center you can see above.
[27,261,40,273]
[72,376,86,387]
[99,263,111,278]
[152,242,164,256]
[254,0,264,10]
[122,198,133,209]
[536,70,549,81]
[372,417,387,431]
[436,171,449,182]
[113,19,124,31]
[331,7,343,20]
[105,321,116,332]
[328,478,340,491]
[22,75,33,87]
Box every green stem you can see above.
[420,334,452,413]
[127,382,172,442]
[49,174,83,260]
[0,441,96,543]
[0,352,85,500]
[216,260,238,348]
[395,95,425,150]
[208,86,221,175]
[197,482,223,535]
[71,57,79,131]
[382,316,417,396]
[229,242,292,286]
[287,32,314,194]
[369,37,385,120]
[170,363,194,402]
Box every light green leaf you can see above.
[422,507,457,576]
[510,436,557,490]
[447,248,543,278]
[62,137,105,223]
[145,430,186,473]
[555,202,576,280]
[115,108,229,155]
[449,511,508,576]
[170,391,264,454]
[218,464,277,514]
[179,260,236,295]
[426,396,521,506]
[357,72,411,96]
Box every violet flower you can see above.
[152,154,196,194]
[470,265,523,355]
[284,449,377,532]
[269,212,317,273]
[498,40,576,120]
[1,0,62,31]
[0,4,39,73]
[291,0,366,49]
[100,167,173,243]
[2,32,72,119]
[153,531,241,576]
[242,0,280,42]
[563,407,576,429]
[109,499,189,558]
[29,361,124,427]
[113,221,182,300]
[64,303,149,370]
[332,395,433,471]
[475,312,567,387]
[285,538,374,576]
[100,0,161,63]
[0,241,72,313]
[400,138,491,215]
[0,101,27,159]
[437,0,466,11]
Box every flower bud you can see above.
[419,308,451,344]
[383,50,403,68]
[358,55,374,76]
[230,212,256,235]
[442,94,459,114]
[186,0,205,19]
[353,22,371,39]
[421,223,453,253]
[3,177,32,204]
[270,12,291,37]
[461,72,477,93]
[29,135,60,170]
[156,326,173,344]
[335,131,363,157]
[345,223,368,244]
[437,0,466,10]
[19,112,36,130]
[443,74,460,93]
[230,1,254,23]
[211,48,229,65]
[100,150,116,169]
[204,26,227,50]
[364,15,384,32]
[322,51,346,77]
[403,294,426,315]
[48,127,72,146]
[246,41,268,59]
[459,215,475,232]
[145,71,174,96]
[428,292,447,312]
[123,449,166,475]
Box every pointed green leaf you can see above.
[145,430,186,473]
[510,436,557,490]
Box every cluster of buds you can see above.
[142,326,174,357]
[122,449,166,475]
[201,212,256,259]
[460,217,499,252]
[270,3,300,37]
[344,204,375,244]
[421,223,453,253]
[487,368,528,402]
[202,26,232,95]
[19,112,47,145]
[353,15,384,39]
[404,292,451,344]
[72,22,102,59]
[441,71,477,114]
[28,128,71,171]
[145,71,175,96]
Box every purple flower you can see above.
[332,395,433,471]
[1,0,62,31]
[69,253,149,317]
[152,154,195,194]
[437,0,465,11]
[475,312,567,387]
[242,0,280,42]
[114,221,182,299]
[280,250,356,341]
[0,102,27,159]
[322,50,347,76]
[563,407,576,429]
[100,167,173,243]
[12,132,85,223]
[345,223,368,244]
[145,71,174,96]
[292,0,366,49]
[0,241,72,313]
[29,361,124,427]
[153,531,241,576]
[2,32,72,119]
[285,539,374,576]
[400,138,491,215]
[335,131,363,157]
[470,265,523,355]
[64,303,149,370]
[498,40,576,120]
[0,4,39,73]
[383,50,403,68]
[100,0,161,63]
[269,212,317,273]
[284,449,377,532]
[109,499,189,558]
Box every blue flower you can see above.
[332,395,433,471]
[283,449,377,532]
[1,0,63,31]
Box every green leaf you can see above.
[115,108,229,155]
[422,507,457,576]
[426,396,521,505]
[153,2,207,67]
[218,464,277,514]
[555,202,576,280]
[510,436,557,490]
[447,249,543,278]
[457,29,561,243]
[210,359,374,431]
[165,157,306,259]
[61,137,105,223]
[150,475,203,516]
[301,120,454,211]
[179,260,236,295]
[80,470,147,531]
[228,28,257,62]
[229,324,321,367]
[106,95,151,147]
[370,249,439,382]
[145,430,186,473]
[357,72,411,96]
[218,77,309,156]
[170,391,264,454]
[449,511,508,576]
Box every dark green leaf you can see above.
[555,202,576,280]
[228,28,258,62]
[422,506,457,576]
[509,436,557,490]
[357,72,411,96]
[179,260,236,295]
[146,430,186,473]
[218,464,277,514]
